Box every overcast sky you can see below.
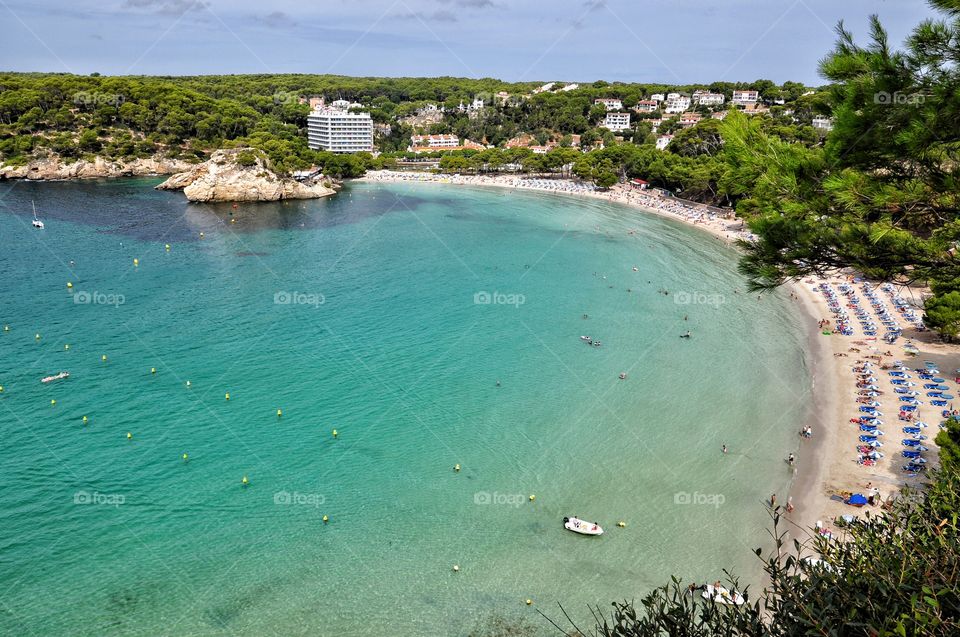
[0,0,939,84]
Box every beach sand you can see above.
[358,170,951,543]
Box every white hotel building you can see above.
[307,107,374,153]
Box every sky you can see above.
[0,0,940,84]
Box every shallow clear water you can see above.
[0,179,810,636]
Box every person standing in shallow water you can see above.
[722,444,727,454]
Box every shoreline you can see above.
[358,169,948,545]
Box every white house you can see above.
[655,134,673,150]
[666,92,680,101]
[410,134,460,148]
[678,112,702,128]
[560,83,580,92]
[307,107,374,153]
[471,97,485,110]
[650,93,665,102]
[595,98,623,111]
[692,91,725,106]
[664,95,691,114]
[635,100,659,113]
[603,112,632,131]
[812,115,834,131]
[731,90,760,106]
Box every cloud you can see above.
[394,9,459,23]
[262,10,295,28]
[122,0,210,15]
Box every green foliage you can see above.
[724,0,960,333]
[936,417,960,471]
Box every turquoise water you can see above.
[0,180,810,636]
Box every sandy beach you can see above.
[359,170,952,543]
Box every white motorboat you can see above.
[41,371,69,383]
[701,583,745,605]
[563,516,603,536]
[31,201,44,229]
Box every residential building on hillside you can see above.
[664,95,691,114]
[307,106,374,153]
[560,83,580,92]
[692,91,725,106]
[410,134,460,148]
[650,93,665,102]
[656,134,673,150]
[595,98,623,111]
[731,90,760,106]
[603,112,631,131]
[678,112,702,128]
[812,115,834,131]
[635,100,659,113]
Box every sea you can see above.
[0,178,810,636]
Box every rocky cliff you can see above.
[0,155,195,180]
[155,149,335,202]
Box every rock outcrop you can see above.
[155,148,335,202]
[0,155,195,180]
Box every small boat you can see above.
[563,516,603,536]
[701,583,745,605]
[580,335,591,341]
[40,371,69,383]
[31,202,44,229]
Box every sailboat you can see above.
[31,202,44,229]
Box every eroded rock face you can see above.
[0,155,195,180]
[155,149,335,202]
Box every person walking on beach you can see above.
[788,453,795,467]
[786,497,794,513]
[770,493,777,509]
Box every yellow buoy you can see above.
[82,415,88,424]
[230,218,236,224]
[35,333,41,340]
[332,429,338,438]
[617,521,626,528]
[66,281,73,288]
[225,392,230,401]
[126,432,132,439]
[133,258,139,267]
[50,399,56,406]
[182,453,189,461]
[452,565,460,572]
[165,244,171,251]
[526,599,533,606]
[0,385,4,393]
[277,408,282,417]
[242,475,249,485]
[529,495,535,502]
[101,354,107,362]
[150,367,156,374]
[454,463,460,472]
[322,514,329,523]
